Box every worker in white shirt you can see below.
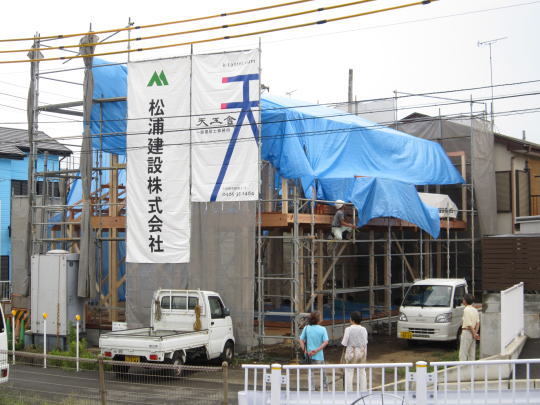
[459,293,480,361]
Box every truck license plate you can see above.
[400,331,413,339]
[125,356,140,363]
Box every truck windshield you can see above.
[402,285,452,307]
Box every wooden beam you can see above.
[91,216,126,229]
[392,233,418,280]
[307,243,347,310]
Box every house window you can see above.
[0,256,8,281]
[516,170,530,217]
[11,180,60,197]
[496,171,511,213]
[11,180,28,196]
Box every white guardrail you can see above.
[240,358,540,405]
[501,282,525,354]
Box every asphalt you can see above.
[516,338,540,379]
[4,363,244,404]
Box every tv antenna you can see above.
[477,36,507,123]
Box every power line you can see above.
[0,0,379,55]
[263,0,540,45]
[0,0,316,43]
[0,0,436,64]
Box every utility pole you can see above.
[477,37,507,125]
[348,68,353,113]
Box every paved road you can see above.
[5,363,243,404]
[516,338,540,379]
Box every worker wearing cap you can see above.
[331,200,357,240]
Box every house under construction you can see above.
[11,42,488,351]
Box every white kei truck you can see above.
[99,290,235,373]
[0,304,8,384]
[397,278,468,344]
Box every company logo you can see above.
[147,70,169,87]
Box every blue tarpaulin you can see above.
[84,61,464,238]
[260,94,464,238]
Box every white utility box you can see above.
[31,250,85,336]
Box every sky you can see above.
[0,0,539,152]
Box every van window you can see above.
[454,285,466,307]
[161,296,198,310]
[402,285,452,307]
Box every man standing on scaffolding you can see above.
[332,200,357,240]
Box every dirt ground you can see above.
[250,334,458,365]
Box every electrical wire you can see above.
[4,101,540,157]
[0,0,436,64]
[0,0,379,55]
[0,0,316,43]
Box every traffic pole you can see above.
[11,310,16,365]
[75,314,80,372]
[42,313,48,369]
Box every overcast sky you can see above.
[1,0,539,149]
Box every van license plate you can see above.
[400,331,413,339]
[125,356,140,363]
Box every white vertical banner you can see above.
[126,57,191,263]
[191,50,260,202]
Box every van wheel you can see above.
[220,341,234,364]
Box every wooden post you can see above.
[109,154,119,322]
[424,236,430,278]
[281,178,288,214]
[369,230,375,320]
[298,227,305,313]
[98,355,107,405]
[436,240,442,278]
[222,361,229,405]
[384,228,391,317]
[317,239,324,314]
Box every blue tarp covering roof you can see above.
[82,60,464,238]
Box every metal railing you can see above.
[0,281,11,301]
[1,349,231,405]
[240,358,540,405]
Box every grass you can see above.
[0,392,91,405]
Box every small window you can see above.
[208,296,225,319]
[0,256,8,281]
[496,171,511,213]
[11,180,28,196]
[160,296,198,310]
[454,285,465,307]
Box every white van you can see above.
[0,304,8,383]
[397,278,467,343]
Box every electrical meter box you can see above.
[31,250,85,336]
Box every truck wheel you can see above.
[171,352,185,377]
[220,341,234,364]
[113,364,129,379]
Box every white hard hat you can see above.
[335,200,345,209]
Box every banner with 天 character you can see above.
[126,57,191,263]
[126,50,260,263]
[191,49,260,202]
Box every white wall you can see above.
[493,142,528,235]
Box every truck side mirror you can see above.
[223,308,231,317]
